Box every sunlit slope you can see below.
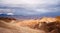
[16,17,56,27]
[0,17,45,33]
[16,16,60,28]
[16,19,39,28]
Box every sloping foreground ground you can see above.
[0,18,45,33]
[0,26,45,33]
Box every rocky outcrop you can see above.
[34,22,60,33]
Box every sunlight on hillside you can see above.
[0,16,60,33]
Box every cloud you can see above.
[1,0,46,4]
[0,0,60,15]
[0,9,15,15]
[1,0,58,5]
[7,13,14,15]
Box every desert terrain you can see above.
[0,16,60,33]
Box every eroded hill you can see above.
[0,17,45,33]
[0,16,60,33]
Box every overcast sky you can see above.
[0,0,60,16]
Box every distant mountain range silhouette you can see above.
[0,14,9,16]
[0,14,13,18]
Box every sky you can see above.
[0,0,60,16]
